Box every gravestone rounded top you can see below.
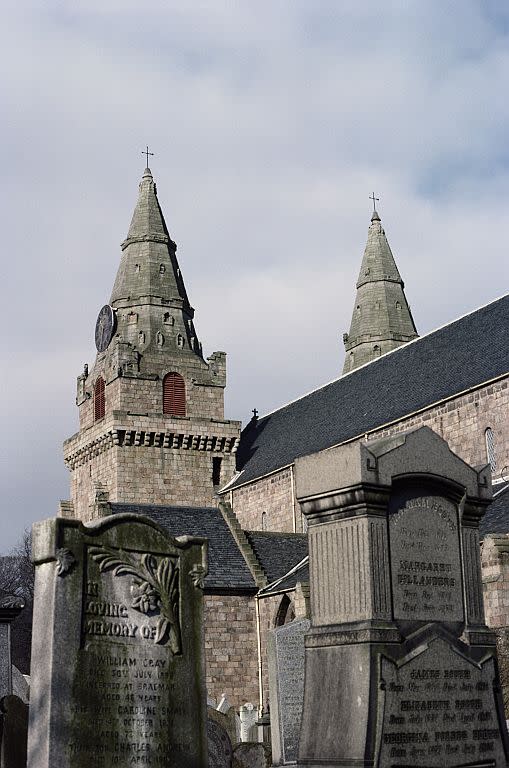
[207,717,233,768]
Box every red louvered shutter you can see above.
[94,377,105,420]
[163,373,186,416]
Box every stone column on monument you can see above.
[295,426,509,768]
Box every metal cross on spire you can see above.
[369,192,380,212]
[142,145,154,167]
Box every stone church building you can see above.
[60,164,509,711]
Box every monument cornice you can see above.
[299,483,391,522]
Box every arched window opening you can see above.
[94,377,105,421]
[274,594,295,627]
[373,345,381,356]
[163,372,186,416]
[485,427,497,473]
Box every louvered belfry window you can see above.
[163,372,186,416]
[94,377,105,421]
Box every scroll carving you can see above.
[89,546,181,653]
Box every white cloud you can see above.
[2,1,509,549]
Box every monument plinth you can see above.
[27,513,208,768]
[295,426,509,768]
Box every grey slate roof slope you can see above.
[244,531,308,584]
[233,295,509,488]
[109,503,256,592]
[480,484,509,539]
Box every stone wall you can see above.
[77,358,226,432]
[481,535,509,629]
[204,594,259,708]
[66,403,239,519]
[230,467,301,533]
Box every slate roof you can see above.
[109,503,257,592]
[232,295,509,489]
[480,484,509,539]
[244,531,308,584]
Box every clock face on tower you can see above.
[95,305,116,352]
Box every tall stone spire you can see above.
[110,165,199,355]
[342,208,418,374]
[64,164,240,520]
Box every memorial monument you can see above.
[26,513,208,768]
[268,618,309,765]
[295,426,509,767]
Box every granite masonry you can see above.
[295,426,509,767]
[267,618,309,765]
[26,513,208,768]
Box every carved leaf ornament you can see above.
[89,546,181,653]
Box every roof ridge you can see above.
[256,292,509,422]
[219,502,268,588]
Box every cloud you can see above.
[2,1,509,549]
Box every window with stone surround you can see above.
[275,594,295,626]
[163,372,186,416]
[94,377,105,421]
[485,427,497,473]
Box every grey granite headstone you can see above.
[26,513,208,768]
[207,713,233,768]
[0,597,24,702]
[232,743,271,768]
[295,426,509,767]
[268,618,309,764]
[0,695,28,768]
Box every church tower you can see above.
[342,206,418,373]
[63,165,241,520]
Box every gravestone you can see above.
[0,695,28,768]
[232,743,271,768]
[26,513,208,768]
[0,596,25,701]
[295,426,509,767]
[207,710,233,768]
[267,618,309,764]
[239,704,257,742]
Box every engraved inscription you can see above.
[68,546,195,767]
[272,619,309,763]
[389,495,464,622]
[379,638,506,767]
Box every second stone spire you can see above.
[342,207,418,373]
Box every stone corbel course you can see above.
[64,428,239,469]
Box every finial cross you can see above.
[369,192,379,211]
[142,145,154,167]
[252,408,258,419]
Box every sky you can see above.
[2,1,509,551]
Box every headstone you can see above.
[26,514,208,768]
[207,710,233,768]
[239,703,257,742]
[267,618,309,764]
[232,743,271,768]
[217,694,231,714]
[0,695,28,768]
[295,426,509,767]
[0,597,24,701]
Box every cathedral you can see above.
[61,163,509,711]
